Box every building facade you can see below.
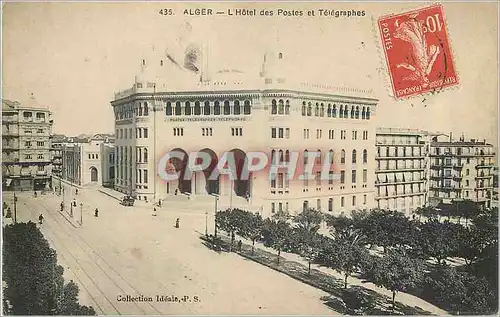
[2,99,53,191]
[429,136,496,209]
[50,134,65,178]
[61,134,115,187]
[375,128,432,215]
[111,48,378,217]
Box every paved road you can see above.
[5,185,338,315]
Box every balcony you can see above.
[36,170,47,176]
[430,185,461,191]
[430,152,453,157]
[476,163,494,168]
[453,164,463,169]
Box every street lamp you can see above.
[80,203,83,226]
[210,193,219,238]
[205,211,208,237]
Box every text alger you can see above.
[184,8,213,16]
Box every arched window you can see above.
[355,106,360,119]
[165,101,172,116]
[143,102,149,116]
[304,150,309,166]
[184,101,191,115]
[243,100,251,114]
[362,106,366,119]
[271,149,276,164]
[320,103,325,117]
[327,104,332,117]
[278,99,284,114]
[234,100,241,115]
[279,150,284,163]
[214,101,221,115]
[307,102,312,116]
[328,198,333,212]
[350,106,355,118]
[363,149,368,164]
[339,105,343,118]
[315,103,319,116]
[223,100,230,115]
[204,101,211,115]
[317,149,322,165]
[332,104,337,117]
[138,103,143,116]
[138,148,142,162]
[194,101,201,115]
[302,101,306,116]
[271,99,277,114]
[175,101,182,116]
[285,150,290,162]
[366,107,371,119]
[143,148,148,163]
[329,149,334,164]
[352,150,357,164]
[344,105,349,118]
[341,149,346,164]
[285,100,290,115]
[303,200,309,212]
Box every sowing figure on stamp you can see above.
[394,13,440,88]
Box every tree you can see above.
[2,222,96,315]
[294,208,323,232]
[414,206,438,221]
[371,247,425,312]
[216,208,247,251]
[324,228,369,289]
[426,265,496,315]
[238,212,264,255]
[417,220,461,265]
[292,208,324,274]
[261,211,292,265]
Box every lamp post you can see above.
[80,203,83,226]
[13,192,17,224]
[205,211,208,237]
[70,203,73,218]
[210,193,219,238]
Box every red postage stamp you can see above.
[378,4,458,99]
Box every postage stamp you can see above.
[378,4,459,99]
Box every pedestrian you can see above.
[94,208,99,217]
[76,189,79,195]
[238,240,242,252]
[152,207,157,217]
[175,218,180,228]
[175,189,178,196]
[73,199,77,207]
[158,199,162,207]
[34,191,37,198]
[60,201,64,211]
[38,213,44,225]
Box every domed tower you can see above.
[260,32,288,85]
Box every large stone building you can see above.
[375,128,433,215]
[429,135,496,209]
[2,98,53,191]
[111,46,378,217]
[61,134,115,187]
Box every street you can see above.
[3,183,338,315]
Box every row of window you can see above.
[271,195,369,214]
[300,101,371,120]
[116,128,149,139]
[378,146,424,157]
[87,153,99,160]
[433,146,494,156]
[24,141,46,147]
[23,129,45,134]
[114,102,149,120]
[268,149,368,165]
[23,154,46,160]
[165,100,252,116]
[305,129,369,140]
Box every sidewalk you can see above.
[213,233,447,315]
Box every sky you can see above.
[2,2,498,146]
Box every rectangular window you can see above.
[352,170,356,183]
[143,128,148,138]
[363,169,367,183]
[363,194,367,204]
[341,197,345,207]
[271,202,276,213]
[143,169,148,183]
[278,128,284,138]
[304,172,309,187]
[278,173,284,188]
[352,196,356,206]
[270,172,276,188]
[316,171,321,186]
[329,171,334,185]
[340,170,345,184]
[285,128,290,139]
[271,128,276,138]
